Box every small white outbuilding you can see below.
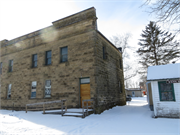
[146,63,180,118]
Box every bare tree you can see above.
[110,33,137,82]
[143,0,180,34]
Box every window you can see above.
[119,59,122,69]
[60,47,68,62]
[32,54,37,68]
[158,81,175,101]
[45,51,51,65]
[0,62,2,74]
[31,81,37,98]
[80,78,90,84]
[119,81,122,93]
[103,46,106,60]
[45,80,51,98]
[9,60,13,72]
[7,84,12,99]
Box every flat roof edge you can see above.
[147,78,180,81]
[52,7,95,24]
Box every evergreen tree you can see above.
[137,21,180,71]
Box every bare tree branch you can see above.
[143,0,180,34]
[110,33,138,83]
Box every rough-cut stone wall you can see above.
[93,32,126,113]
[0,7,97,110]
[0,7,126,113]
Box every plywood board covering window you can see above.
[31,81,37,98]
[45,80,51,98]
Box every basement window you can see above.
[7,84,12,99]
[45,80,51,98]
[158,81,175,101]
[31,81,37,98]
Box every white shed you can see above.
[146,63,180,118]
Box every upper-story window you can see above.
[32,54,37,68]
[103,46,107,60]
[119,59,122,69]
[9,60,13,72]
[60,47,68,62]
[119,81,122,93]
[45,51,51,65]
[0,62,2,74]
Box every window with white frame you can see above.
[45,80,51,97]
[7,84,12,99]
[31,81,37,98]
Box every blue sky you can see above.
[0,0,152,42]
[0,0,155,84]
[1,0,178,83]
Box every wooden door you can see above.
[80,84,90,107]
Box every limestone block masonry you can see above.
[0,7,126,114]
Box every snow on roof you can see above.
[147,63,180,81]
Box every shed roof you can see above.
[147,63,180,81]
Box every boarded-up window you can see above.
[31,81,37,98]
[7,84,12,99]
[158,81,175,101]
[45,80,51,98]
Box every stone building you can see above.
[0,7,126,113]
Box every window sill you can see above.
[160,100,176,102]
[44,64,52,66]
[60,61,68,64]
[30,97,36,99]
[44,97,51,99]
[31,66,38,69]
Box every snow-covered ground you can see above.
[0,96,180,135]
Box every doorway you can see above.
[132,91,135,97]
[80,78,90,108]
